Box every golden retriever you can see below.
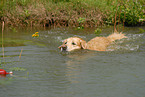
[58,32,127,51]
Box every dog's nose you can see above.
[58,45,67,51]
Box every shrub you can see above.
[104,0,145,26]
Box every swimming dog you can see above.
[58,32,127,51]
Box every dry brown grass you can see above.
[1,1,105,27]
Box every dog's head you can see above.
[58,37,86,51]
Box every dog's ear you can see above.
[80,39,86,49]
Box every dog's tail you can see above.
[107,32,127,42]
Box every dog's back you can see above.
[85,33,127,51]
[86,37,111,51]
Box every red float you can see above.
[0,69,13,75]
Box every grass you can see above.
[0,0,145,27]
[0,20,26,76]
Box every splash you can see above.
[107,33,144,51]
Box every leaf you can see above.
[9,67,26,71]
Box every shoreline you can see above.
[0,0,145,27]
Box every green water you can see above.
[0,26,145,97]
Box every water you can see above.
[0,26,145,97]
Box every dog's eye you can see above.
[65,42,67,44]
[72,42,76,45]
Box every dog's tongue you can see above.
[61,47,63,51]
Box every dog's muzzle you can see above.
[58,45,67,51]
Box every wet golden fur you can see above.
[59,32,127,51]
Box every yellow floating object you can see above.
[32,32,39,37]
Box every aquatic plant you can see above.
[94,28,102,36]
[138,28,145,33]
[9,67,26,71]
[0,61,1,68]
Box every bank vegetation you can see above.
[0,0,145,27]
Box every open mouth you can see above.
[58,45,67,51]
[60,47,67,51]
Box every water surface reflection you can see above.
[0,26,145,97]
